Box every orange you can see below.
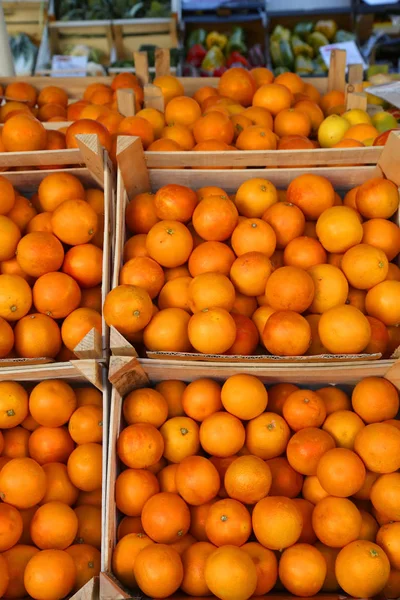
[0,176,16,215]
[236,125,277,150]
[65,119,111,153]
[354,423,400,474]
[0,382,28,428]
[62,243,103,289]
[158,276,192,312]
[221,374,268,420]
[188,307,236,354]
[153,75,184,105]
[205,498,251,546]
[322,409,365,450]
[160,416,199,463]
[125,192,158,234]
[37,86,68,107]
[302,475,329,505]
[283,389,326,431]
[192,195,238,241]
[117,422,164,469]
[161,123,195,150]
[0,274,32,321]
[61,307,102,351]
[241,542,277,595]
[120,256,164,299]
[252,304,275,337]
[154,184,197,223]
[188,272,235,313]
[7,195,36,232]
[283,236,327,270]
[278,134,314,150]
[30,501,78,550]
[0,503,23,551]
[335,540,390,598]
[28,426,74,465]
[230,252,273,297]
[29,380,76,428]
[347,286,367,313]
[40,463,78,506]
[294,99,324,133]
[118,116,154,149]
[117,516,144,539]
[262,310,311,356]
[67,443,102,492]
[204,545,257,600]
[365,280,400,326]
[317,447,366,497]
[51,199,98,246]
[2,545,39,598]
[243,106,273,129]
[218,68,256,106]
[287,174,335,220]
[352,376,399,423]
[141,491,190,543]
[0,317,14,357]
[265,265,314,313]
[112,531,153,588]
[366,314,391,354]
[318,386,351,414]
[165,96,201,127]
[0,216,21,262]
[224,455,271,504]
[14,314,61,359]
[74,504,101,548]
[188,241,235,277]
[343,123,379,144]
[312,496,362,547]
[5,82,37,106]
[294,498,317,544]
[24,549,76,600]
[231,293,257,317]
[371,472,400,521]
[38,172,85,213]
[65,544,100,592]
[200,412,245,457]
[158,464,178,494]
[356,177,399,219]
[176,455,220,506]
[318,304,371,354]
[143,307,191,352]
[0,457,46,508]
[146,220,193,268]
[193,112,234,145]
[231,218,276,257]
[181,541,216,596]
[279,543,326,596]
[193,86,218,106]
[267,382,298,415]
[2,427,30,459]
[245,412,290,460]
[275,72,304,95]
[2,114,47,152]
[308,264,349,314]
[362,218,400,261]
[123,388,167,429]
[33,272,81,319]
[235,178,277,218]
[342,243,388,290]
[376,522,400,569]
[250,67,274,87]
[16,232,64,277]
[252,496,303,550]
[262,201,305,248]
[287,427,335,476]
[134,543,183,598]
[320,90,345,115]
[68,405,103,444]
[252,83,293,116]
[182,379,222,422]
[274,108,311,138]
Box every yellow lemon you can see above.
[318,114,350,148]
[343,109,371,126]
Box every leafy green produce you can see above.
[270,38,294,70]
[293,22,313,40]
[187,29,207,49]
[226,27,247,55]
[295,55,314,74]
[271,25,291,42]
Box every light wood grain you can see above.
[155,48,171,77]
[345,84,367,111]
[133,51,149,86]
[116,89,135,117]
[143,83,165,111]
[328,49,347,92]
[348,63,364,86]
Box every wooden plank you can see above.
[328,49,347,92]
[348,63,364,87]
[0,360,103,388]
[345,85,368,111]
[149,166,378,192]
[133,51,149,86]
[376,130,400,187]
[0,148,82,169]
[116,136,151,199]
[75,134,104,187]
[145,146,382,168]
[116,88,135,117]
[155,48,171,77]
[144,83,165,112]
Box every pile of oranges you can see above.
[0,379,102,600]
[104,172,400,357]
[0,173,104,360]
[112,374,400,600]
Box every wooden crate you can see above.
[48,20,114,65]
[0,75,112,99]
[0,134,114,382]
[4,0,47,43]
[0,360,109,599]
[111,131,400,365]
[100,356,400,598]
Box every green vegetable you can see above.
[367,64,389,79]
[295,55,314,75]
[315,20,337,42]
[307,31,330,51]
[226,27,247,55]
[334,29,356,43]
[270,38,294,69]
[274,66,290,75]
[271,25,291,42]
[291,35,314,58]
[201,46,225,72]
[293,22,313,40]
[313,55,328,74]
[206,31,228,51]
[187,29,207,49]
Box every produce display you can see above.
[0,174,104,360]
[0,380,102,599]
[269,20,356,76]
[104,172,400,357]
[183,27,265,77]
[112,374,400,599]
[57,0,170,21]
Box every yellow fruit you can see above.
[363,82,385,107]
[318,115,350,148]
[371,111,398,134]
[342,109,371,126]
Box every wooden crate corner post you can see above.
[116,89,136,117]
[133,51,150,86]
[345,84,368,111]
[376,130,400,186]
[328,48,346,93]
[155,47,171,77]
[116,135,150,199]
[75,133,105,187]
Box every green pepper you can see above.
[293,22,314,40]
[334,29,356,43]
[226,26,247,55]
[270,38,294,69]
[206,31,228,50]
[295,55,314,75]
[307,31,330,51]
[291,35,314,58]
[201,46,225,73]
[315,20,337,42]
[187,29,207,49]
[271,25,291,42]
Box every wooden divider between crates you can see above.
[0,361,110,600]
[0,134,114,378]
[100,355,400,599]
[109,132,400,365]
